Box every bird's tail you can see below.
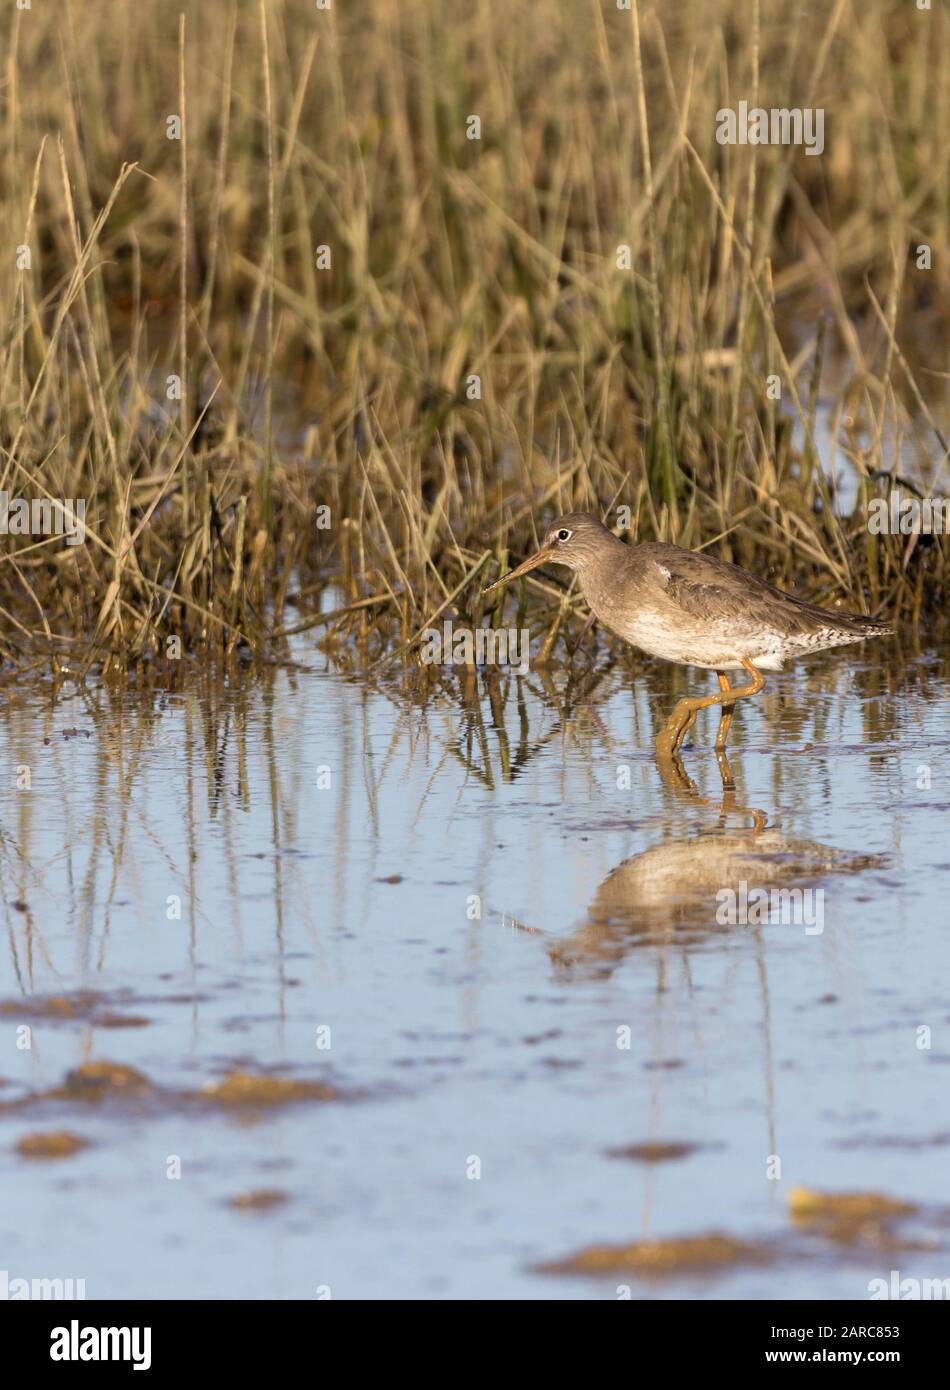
[838,613,895,638]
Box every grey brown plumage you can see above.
[486,511,892,672]
[483,510,893,755]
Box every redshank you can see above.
[482,512,893,758]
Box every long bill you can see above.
[481,546,555,595]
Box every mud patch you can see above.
[15,1130,89,1159]
[537,1233,770,1277]
[62,1063,151,1099]
[0,994,151,1029]
[202,1072,339,1106]
[0,1060,350,1120]
[789,1187,916,1222]
[607,1141,706,1163]
[788,1186,932,1251]
[229,1189,291,1211]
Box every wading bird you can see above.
[483,512,893,758]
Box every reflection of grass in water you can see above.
[0,631,925,1019]
[0,643,917,998]
[0,1,948,669]
[0,661,333,997]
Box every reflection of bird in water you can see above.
[551,831,886,972]
[549,758,889,973]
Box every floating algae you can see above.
[0,994,151,1028]
[16,1131,89,1159]
[538,1232,769,1277]
[0,1061,345,1120]
[606,1141,703,1163]
[201,1072,338,1106]
[789,1187,916,1223]
[62,1063,151,1099]
[229,1190,291,1211]
[788,1186,931,1251]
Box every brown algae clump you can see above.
[538,1233,768,1277]
[202,1072,337,1106]
[0,996,151,1028]
[788,1186,922,1248]
[0,996,78,1018]
[16,1131,89,1159]
[789,1187,916,1223]
[607,1141,701,1163]
[62,1062,151,1099]
[229,1189,290,1211]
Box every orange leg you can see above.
[715,671,735,751]
[655,658,765,759]
[715,673,737,788]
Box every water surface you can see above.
[1,639,948,1299]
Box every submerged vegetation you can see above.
[1,0,948,674]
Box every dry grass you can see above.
[1,0,948,675]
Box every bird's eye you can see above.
[556,528,572,542]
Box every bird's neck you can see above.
[572,533,633,609]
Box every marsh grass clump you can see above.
[1,1,948,675]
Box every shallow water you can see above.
[1,638,948,1300]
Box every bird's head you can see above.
[482,512,613,594]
